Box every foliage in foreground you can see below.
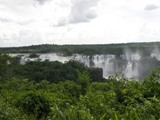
[1,54,160,119]
[1,69,160,120]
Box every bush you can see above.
[15,92,51,120]
[0,103,25,120]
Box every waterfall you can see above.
[10,51,160,79]
[123,51,141,79]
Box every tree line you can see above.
[0,42,160,55]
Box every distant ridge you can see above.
[0,42,160,55]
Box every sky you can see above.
[0,0,160,47]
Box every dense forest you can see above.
[1,53,160,119]
[0,42,160,55]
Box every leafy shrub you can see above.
[15,92,51,119]
[0,103,25,120]
[59,80,81,98]
[142,69,160,98]
[78,71,91,95]
[49,104,95,120]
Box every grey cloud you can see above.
[35,0,47,5]
[69,0,98,23]
[0,17,35,25]
[0,18,12,23]
[56,17,68,26]
[145,4,159,11]
[56,0,99,26]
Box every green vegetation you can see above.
[1,54,160,119]
[15,92,51,119]
[0,42,160,55]
[12,60,103,83]
[28,53,40,58]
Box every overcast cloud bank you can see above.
[0,0,160,47]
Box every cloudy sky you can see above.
[0,0,160,47]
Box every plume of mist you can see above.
[151,47,160,61]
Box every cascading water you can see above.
[151,48,160,61]
[123,51,141,79]
[10,49,160,79]
[92,55,116,77]
[124,61,139,78]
